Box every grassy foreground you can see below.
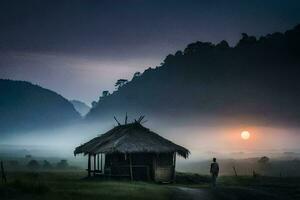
[0,171,170,200]
[1,171,300,200]
[176,174,300,200]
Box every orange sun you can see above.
[241,130,250,140]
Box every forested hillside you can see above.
[86,25,300,127]
[0,79,81,134]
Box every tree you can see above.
[258,156,270,164]
[133,72,141,79]
[163,54,175,63]
[43,160,53,169]
[258,156,270,173]
[237,33,257,47]
[115,79,128,89]
[175,50,183,57]
[99,91,110,100]
[27,160,40,170]
[216,40,229,49]
[56,160,69,169]
[91,101,97,108]
[102,90,109,97]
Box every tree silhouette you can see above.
[91,101,97,108]
[27,160,40,170]
[56,160,69,169]
[43,160,53,169]
[258,156,270,164]
[258,156,270,173]
[85,24,300,127]
[99,91,110,100]
[133,72,141,79]
[102,90,109,97]
[115,79,128,89]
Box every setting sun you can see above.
[241,130,250,140]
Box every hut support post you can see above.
[100,154,103,172]
[129,154,133,181]
[1,161,7,183]
[88,154,91,177]
[173,153,176,182]
[93,154,96,176]
[97,154,99,171]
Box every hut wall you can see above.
[104,153,154,180]
[104,153,129,176]
[131,153,153,180]
[104,152,176,182]
[153,153,175,182]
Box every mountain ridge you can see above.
[86,24,300,127]
[0,79,81,134]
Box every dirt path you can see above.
[170,186,214,200]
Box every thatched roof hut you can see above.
[74,122,189,158]
[74,121,189,182]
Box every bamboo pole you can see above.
[100,154,103,172]
[97,154,100,171]
[129,154,133,181]
[114,116,121,125]
[173,153,176,182]
[88,154,91,177]
[232,166,238,177]
[1,161,7,183]
[93,154,96,176]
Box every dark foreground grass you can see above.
[217,176,300,200]
[184,175,300,200]
[0,171,170,200]
[1,171,300,200]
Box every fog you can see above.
[1,116,299,167]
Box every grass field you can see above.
[0,171,170,200]
[0,171,300,200]
[212,176,300,200]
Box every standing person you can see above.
[210,157,219,187]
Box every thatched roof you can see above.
[74,122,190,158]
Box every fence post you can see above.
[1,160,7,183]
[232,166,238,177]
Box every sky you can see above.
[1,0,300,104]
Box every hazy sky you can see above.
[1,0,300,104]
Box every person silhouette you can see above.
[210,157,219,187]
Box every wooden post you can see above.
[232,166,238,177]
[152,154,157,181]
[146,166,150,181]
[97,154,100,171]
[88,154,91,177]
[93,154,96,176]
[114,116,121,125]
[1,161,7,183]
[172,153,176,182]
[129,154,133,181]
[100,154,103,172]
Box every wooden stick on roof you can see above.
[138,115,145,123]
[141,120,148,124]
[114,116,121,125]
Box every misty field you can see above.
[0,171,170,200]
[1,171,300,200]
